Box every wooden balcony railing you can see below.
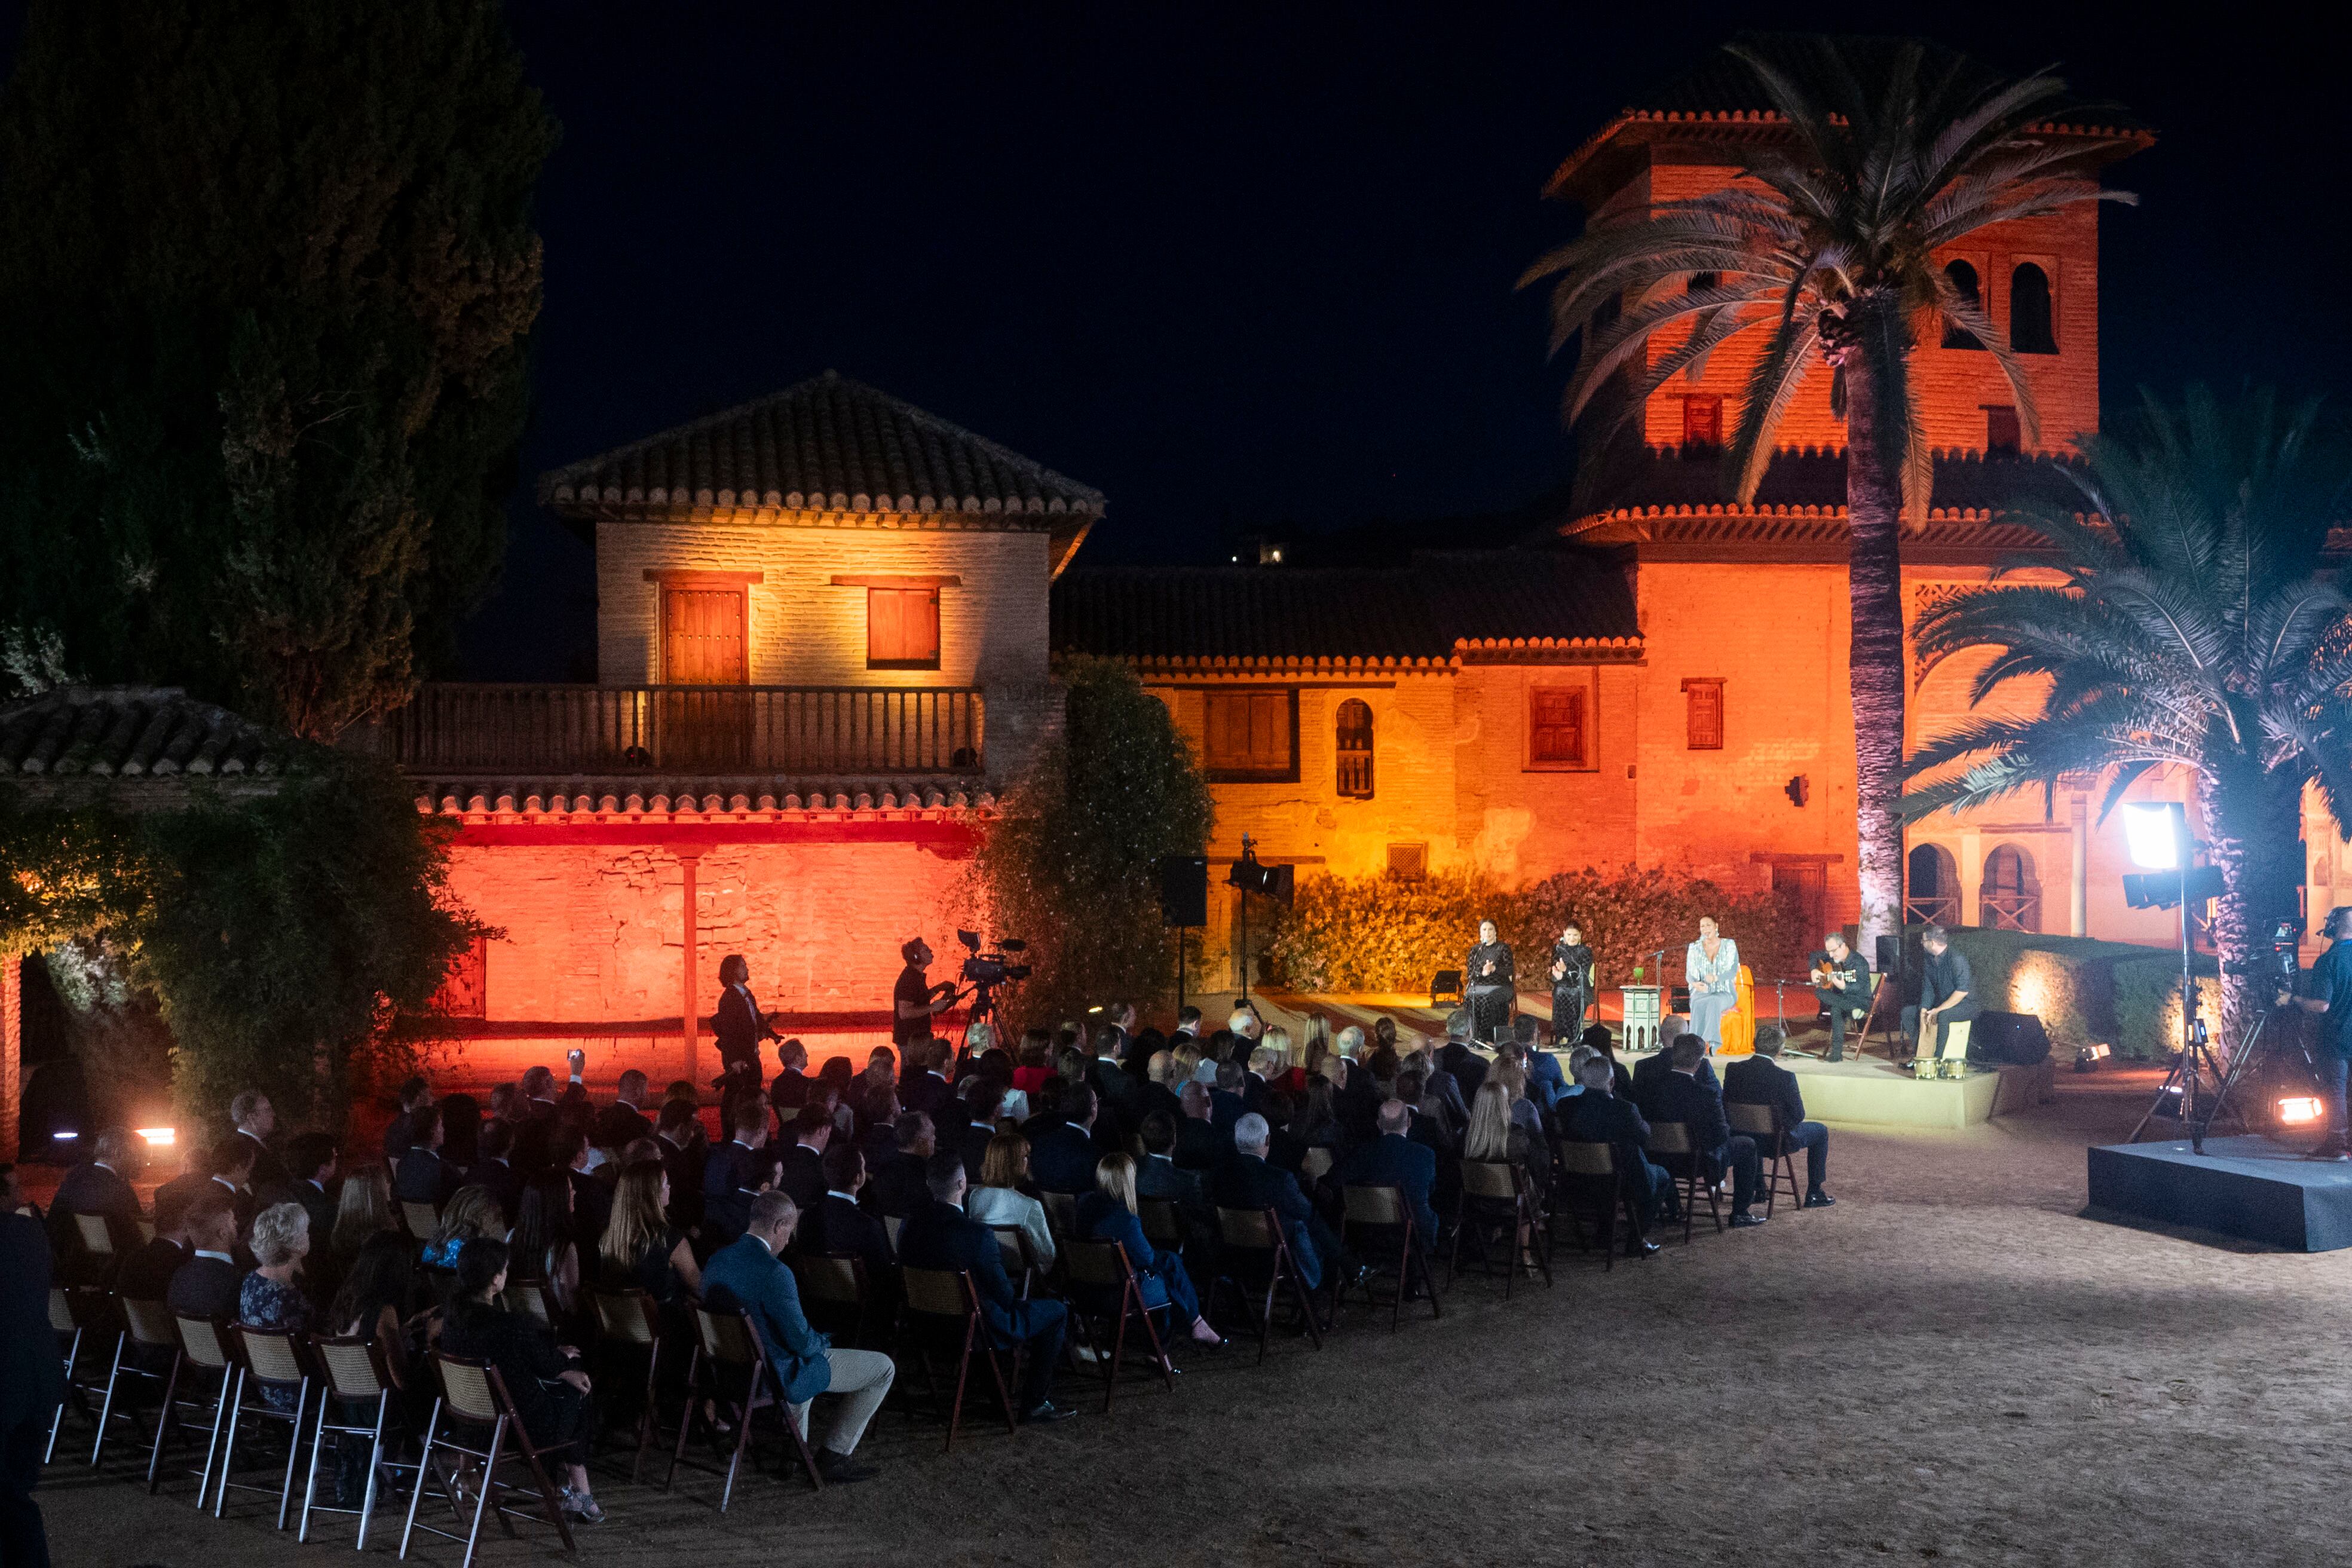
[1904,895,1961,927]
[1979,892,2042,933]
[391,684,984,776]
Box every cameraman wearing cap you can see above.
[2280,906,2352,1160]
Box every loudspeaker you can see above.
[1968,1010,2051,1066]
[1159,855,1209,927]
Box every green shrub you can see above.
[1913,926,2201,1060]
[1266,865,1809,996]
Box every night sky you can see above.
[13,4,2352,678]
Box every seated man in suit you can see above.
[655,1099,706,1232]
[797,1143,897,1307]
[118,1182,198,1302]
[1723,1025,1833,1207]
[472,1119,525,1220]
[701,1098,774,1245]
[555,1126,615,1249]
[1208,1060,1250,1144]
[262,1131,339,1246]
[393,1105,461,1209]
[1644,1033,1765,1229]
[776,1103,832,1211]
[47,1127,145,1269]
[1027,1084,1102,1196]
[1514,1017,1567,1111]
[862,1113,938,1220]
[1172,1082,1223,1171]
[769,1037,813,1113]
[164,1188,246,1319]
[157,1134,259,1238]
[896,1153,1072,1425]
[1212,1113,1348,1294]
[898,1039,957,1128]
[1630,1027,1718,1107]
[1561,1054,1671,1254]
[953,1078,1008,1186]
[591,1070,655,1150]
[228,1090,287,1192]
[381,1076,431,1170]
[1336,1099,1441,1251]
[702,1190,895,1483]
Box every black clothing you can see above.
[439,1300,595,1458]
[47,1162,142,1262]
[590,1101,653,1149]
[714,985,776,1077]
[658,1135,704,1232]
[900,1070,956,1128]
[567,1169,614,1250]
[599,1227,688,1308]
[238,1130,289,1193]
[1,1214,64,1568]
[1437,1040,1490,1105]
[1642,1068,1760,1214]
[119,1236,191,1303]
[769,1067,812,1112]
[862,1152,932,1220]
[892,964,935,1049]
[797,1194,898,1321]
[775,1144,827,1211]
[1725,1055,1830,1192]
[381,1109,416,1166]
[394,1147,459,1208]
[471,1157,524,1222]
[1921,946,1980,1022]
[166,1254,245,1321]
[1551,941,1595,1033]
[897,1199,1067,1412]
[1812,950,1875,1059]
[2308,939,2352,1059]
[1028,1122,1100,1195]
[1465,940,1515,1042]
[1172,1115,1224,1172]
[511,1101,563,1177]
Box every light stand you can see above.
[2123,803,2230,1153]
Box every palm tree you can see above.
[1520,36,2133,959]
[1906,388,2352,1034]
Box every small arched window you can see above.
[2010,264,2057,354]
[1336,699,1374,799]
[1982,844,2043,932]
[1940,261,1983,350]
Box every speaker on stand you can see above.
[1159,856,1209,1016]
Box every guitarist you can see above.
[1810,932,1874,1062]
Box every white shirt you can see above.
[824,1189,860,1205]
[966,1186,1058,1269]
[195,1249,235,1264]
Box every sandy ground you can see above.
[33,1063,2352,1568]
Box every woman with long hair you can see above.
[1465,1077,1546,1200]
[599,1158,700,1303]
[511,1171,580,1314]
[1076,1155,1223,1346]
[1300,1014,1332,1084]
[330,1163,396,1263]
[1012,1028,1055,1094]
[423,1185,504,1270]
[965,1133,1056,1270]
[438,1239,602,1523]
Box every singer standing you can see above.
[1549,924,1595,1039]
[1465,919,1515,1044]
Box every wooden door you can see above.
[659,586,749,767]
[1772,863,1827,948]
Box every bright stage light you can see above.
[51,1130,78,1141]
[136,1126,176,1147]
[2123,802,2186,870]
[2277,1096,2325,1125]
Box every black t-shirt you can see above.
[1923,948,1980,1021]
[893,964,932,1046]
[2307,941,2352,1059]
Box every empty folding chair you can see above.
[165,1315,241,1506]
[91,1296,180,1472]
[589,1288,668,1484]
[1335,1185,1441,1328]
[215,1324,314,1529]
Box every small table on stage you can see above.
[1620,985,1662,1053]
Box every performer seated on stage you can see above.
[1901,924,1979,1058]
[1810,933,1874,1062]
[1465,920,1515,1045]
[1549,924,1594,1040]
[1684,917,1740,1046]
[2278,905,2352,1160]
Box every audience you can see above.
[1725,1025,1835,1208]
[239,1202,314,1408]
[1337,1099,1441,1249]
[229,1091,286,1190]
[393,1105,458,1207]
[863,1113,937,1220]
[1639,1033,1765,1229]
[439,1239,604,1522]
[163,1189,244,1319]
[1212,1113,1347,1296]
[897,1153,1071,1425]
[513,1170,582,1316]
[600,1159,701,1304]
[1561,1054,1671,1253]
[268,1131,341,1249]
[795,1143,897,1310]
[1028,1085,1101,1195]
[1076,1154,1224,1345]
[776,1102,834,1213]
[702,1191,896,1483]
[965,1134,1057,1271]
[382,1076,431,1168]
[593,1069,655,1149]
[423,1185,506,1270]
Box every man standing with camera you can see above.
[2280,906,2352,1160]
[894,938,953,1050]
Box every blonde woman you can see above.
[965,1134,1056,1269]
[330,1162,396,1264]
[600,1158,700,1304]
[1465,1077,1546,1201]
[423,1184,505,1270]
[1300,1015,1332,1083]
[1258,1025,1303,1092]
[1075,1154,1223,1346]
[241,1202,313,1411]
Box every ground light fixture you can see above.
[2277,1095,2325,1126]
[136,1126,176,1147]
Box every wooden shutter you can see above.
[1681,394,1723,447]
[662,587,748,685]
[428,936,488,1019]
[1986,406,2022,453]
[1529,687,1588,767]
[1203,690,1294,779]
[868,588,941,669]
[1683,678,1725,749]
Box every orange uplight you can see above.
[136,1126,176,1147]
[2277,1097,2325,1126]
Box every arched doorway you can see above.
[1981,844,2042,932]
[1906,843,1959,926]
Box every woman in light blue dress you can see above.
[1684,916,1740,1046]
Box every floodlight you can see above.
[2277,1096,2326,1126]
[2123,802,2186,870]
[136,1126,176,1147]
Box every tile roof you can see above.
[1573,445,2093,520]
[411,777,996,820]
[1051,550,1639,665]
[540,371,1106,524]
[0,687,290,782]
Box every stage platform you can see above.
[2087,1134,2352,1252]
[1613,1049,2009,1129]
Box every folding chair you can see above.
[500,1279,555,1329]
[1061,1238,1176,1413]
[1209,1206,1324,1363]
[1038,1190,1079,1245]
[1646,1122,1723,1241]
[895,1266,1019,1452]
[217,1324,314,1529]
[166,1315,241,1506]
[92,1296,179,1469]
[1728,1101,1803,1217]
[47,1286,103,1463]
[401,1202,441,1242]
[883,1214,905,1252]
[301,1333,418,1548]
[1138,1197,1184,1251]
[1334,1184,1441,1328]
[73,1212,121,1276]
[1450,1160,1551,1294]
[793,1254,876,1346]
[1299,1147,1335,1186]
[1552,1141,1641,1271]
[986,1223,1038,1300]
[666,1304,822,1511]
[399,1352,578,1567]
[589,1288,667,1483]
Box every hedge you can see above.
[1264,865,1810,996]
[1920,926,2204,1061]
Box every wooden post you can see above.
[679,850,702,1084]
[1,951,18,1163]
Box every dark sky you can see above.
[44,2,2352,678]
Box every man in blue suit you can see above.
[1027,1084,1102,1195]
[897,1153,1073,1424]
[701,1190,896,1483]
[1336,1099,1442,1250]
[1213,1113,1349,1293]
[1,1200,65,1566]
[1562,1054,1670,1254]
[1642,1033,1764,1229]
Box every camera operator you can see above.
[2278,906,2352,1160]
[894,939,954,1049]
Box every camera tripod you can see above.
[2129,990,2314,1153]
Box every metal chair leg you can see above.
[397,1401,443,1560]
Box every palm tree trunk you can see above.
[2198,764,2305,1049]
[1839,327,1909,964]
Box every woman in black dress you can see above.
[437,1239,603,1523]
[1465,919,1515,1043]
[1550,923,1595,1040]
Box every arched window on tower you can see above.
[1981,844,2043,932]
[1336,699,1374,799]
[2010,264,2057,354]
[1940,261,1983,350]
[1907,843,1959,926]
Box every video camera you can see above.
[958,928,1031,989]
[2225,917,2304,982]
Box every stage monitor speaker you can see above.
[1968,1010,2051,1066]
[1160,855,1209,927]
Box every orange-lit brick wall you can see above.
[1452,663,1641,881]
[596,517,1052,688]
[1604,160,2103,457]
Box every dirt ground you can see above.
[33,1063,2352,1568]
